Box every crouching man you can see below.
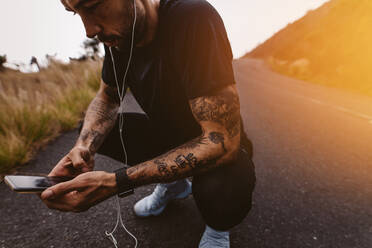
[41,0,256,247]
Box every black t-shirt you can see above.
[102,0,252,155]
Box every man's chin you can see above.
[103,39,118,48]
[103,36,133,51]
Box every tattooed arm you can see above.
[75,81,120,154]
[41,84,241,212]
[48,80,121,177]
[41,81,125,211]
[126,84,241,186]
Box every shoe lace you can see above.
[150,184,168,209]
[204,227,230,245]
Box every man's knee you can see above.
[192,149,256,231]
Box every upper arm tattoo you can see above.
[189,86,241,138]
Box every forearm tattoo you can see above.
[126,86,242,186]
[88,98,117,126]
[128,143,224,186]
[127,130,229,186]
[80,130,105,154]
[77,89,119,153]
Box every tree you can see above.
[83,38,100,58]
[30,56,41,71]
[0,55,6,71]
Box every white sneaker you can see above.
[198,225,230,248]
[133,179,192,217]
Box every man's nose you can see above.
[85,25,101,39]
[82,18,101,38]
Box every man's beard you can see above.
[115,2,146,51]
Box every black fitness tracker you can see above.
[114,167,134,198]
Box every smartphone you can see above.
[4,175,73,193]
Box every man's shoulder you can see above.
[161,0,221,25]
[165,0,215,12]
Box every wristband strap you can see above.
[114,167,134,198]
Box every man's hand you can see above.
[40,171,117,212]
[48,81,120,178]
[49,146,94,177]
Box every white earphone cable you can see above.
[105,0,138,247]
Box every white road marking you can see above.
[292,94,372,124]
[309,98,323,105]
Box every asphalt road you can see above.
[1,58,371,248]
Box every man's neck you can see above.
[136,0,161,47]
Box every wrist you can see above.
[103,172,119,196]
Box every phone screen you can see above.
[4,175,73,193]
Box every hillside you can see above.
[245,0,372,96]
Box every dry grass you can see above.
[0,59,101,174]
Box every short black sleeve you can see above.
[168,0,235,99]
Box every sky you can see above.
[0,0,328,66]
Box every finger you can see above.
[44,200,71,212]
[57,157,73,168]
[48,165,72,177]
[48,166,74,177]
[48,158,73,177]
[43,191,79,212]
[69,152,87,170]
[80,149,91,163]
[41,180,80,200]
[44,190,90,213]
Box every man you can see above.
[41,0,256,247]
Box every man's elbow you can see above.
[216,131,240,165]
[226,138,240,162]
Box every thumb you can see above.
[41,180,79,200]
